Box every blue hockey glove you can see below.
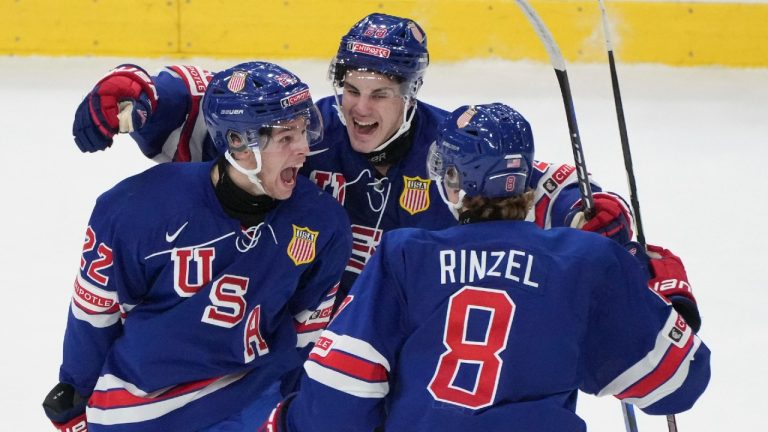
[72,64,158,152]
[43,382,89,431]
[566,192,633,244]
[625,242,701,332]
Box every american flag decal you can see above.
[456,106,477,128]
[287,225,319,266]
[408,22,424,43]
[507,157,521,168]
[399,176,431,215]
[227,71,247,93]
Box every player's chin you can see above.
[267,183,294,200]
[349,135,380,154]
[270,167,299,200]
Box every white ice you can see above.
[1,56,765,430]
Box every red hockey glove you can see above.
[567,193,633,244]
[625,242,701,332]
[51,413,87,432]
[43,382,89,431]
[72,64,158,152]
[259,396,293,432]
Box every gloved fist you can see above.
[625,242,701,332]
[72,64,158,152]
[51,413,87,432]
[43,382,89,431]
[259,396,293,432]
[567,192,633,244]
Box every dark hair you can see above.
[458,190,534,222]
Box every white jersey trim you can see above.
[624,337,701,408]
[597,311,696,404]
[71,273,120,328]
[304,360,389,399]
[87,371,247,425]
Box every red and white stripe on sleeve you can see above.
[303,330,391,399]
[598,310,702,408]
[71,273,121,328]
[86,371,247,426]
[293,284,338,348]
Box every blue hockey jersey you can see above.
[302,96,457,291]
[301,97,617,299]
[120,65,619,294]
[61,161,352,431]
[276,223,710,432]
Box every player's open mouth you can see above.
[280,167,299,185]
[354,119,378,135]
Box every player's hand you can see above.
[625,242,701,332]
[72,64,158,152]
[51,413,87,432]
[43,382,89,431]
[567,192,633,244]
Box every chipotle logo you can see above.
[347,42,391,58]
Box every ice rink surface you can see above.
[1,55,766,430]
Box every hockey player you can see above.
[43,62,352,431]
[260,103,710,432]
[70,13,635,303]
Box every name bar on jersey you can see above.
[439,249,540,288]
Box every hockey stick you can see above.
[596,0,647,247]
[511,1,636,430]
[512,0,595,219]
[621,400,640,432]
[596,1,676,431]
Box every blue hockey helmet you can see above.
[329,13,429,97]
[202,61,323,156]
[428,103,534,200]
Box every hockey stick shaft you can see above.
[596,2,643,431]
[597,1,677,430]
[597,0,646,246]
[513,0,595,219]
[621,399,640,432]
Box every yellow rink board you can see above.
[2,0,766,67]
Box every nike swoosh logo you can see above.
[308,148,329,156]
[165,222,189,243]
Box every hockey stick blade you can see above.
[513,0,595,219]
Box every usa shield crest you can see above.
[399,176,431,215]
[227,71,247,93]
[287,225,319,266]
[456,106,477,128]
